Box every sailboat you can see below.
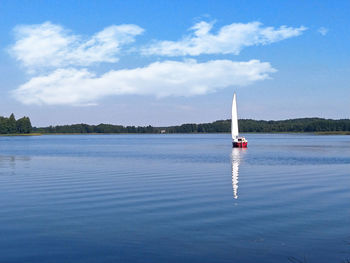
[232,93,248,148]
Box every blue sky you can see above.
[0,0,349,126]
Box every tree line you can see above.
[30,118,350,134]
[0,114,32,134]
[1,114,349,134]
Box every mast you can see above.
[231,93,239,139]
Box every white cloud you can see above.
[142,21,307,56]
[10,22,144,71]
[9,20,309,106]
[318,27,328,36]
[13,59,276,105]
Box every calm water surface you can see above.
[0,134,349,263]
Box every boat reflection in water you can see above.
[231,148,246,199]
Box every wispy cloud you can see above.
[142,21,307,56]
[9,22,144,72]
[318,27,328,36]
[8,20,309,106]
[13,59,276,105]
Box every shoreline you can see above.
[0,133,42,137]
[1,132,349,136]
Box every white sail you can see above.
[231,93,239,139]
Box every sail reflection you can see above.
[231,148,246,199]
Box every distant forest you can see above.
[32,118,350,134]
[1,114,349,134]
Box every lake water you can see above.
[0,134,349,263]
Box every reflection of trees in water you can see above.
[231,148,246,200]
[0,155,31,170]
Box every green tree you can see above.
[8,113,17,133]
[16,117,32,133]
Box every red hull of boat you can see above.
[233,142,248,148]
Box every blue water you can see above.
[0,134,349,263]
